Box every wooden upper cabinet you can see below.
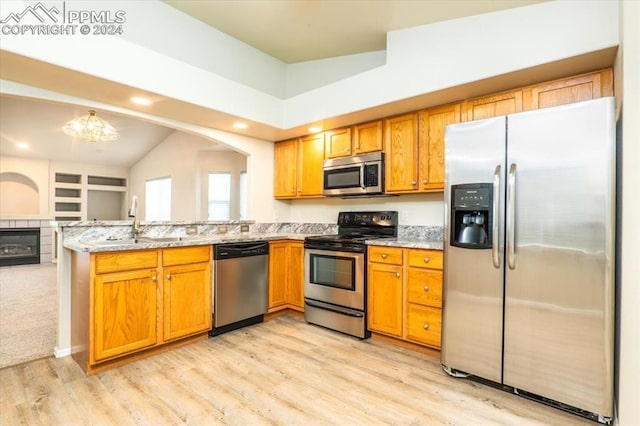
[523,68,613,111]
[418,103,461,191]
[325,128,352,158]
[274,139,298,198]
[298,133,325,197]
[463,89,523,121]
[353,120,383,155]
[384,113,419,193]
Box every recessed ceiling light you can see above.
[16,142,29,149]
[309,126,322,133]
[131,96,152,106]
[233,122,248,129]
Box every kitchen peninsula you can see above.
[57,219,443,374]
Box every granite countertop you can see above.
[366,238,443,250]
[64,232,311,253]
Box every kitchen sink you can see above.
[83,238,139,246]
[83,236,192,246]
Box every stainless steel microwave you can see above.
[323,152,384,196]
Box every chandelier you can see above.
[62,110,120,142]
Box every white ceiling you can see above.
[164,0,547,63]
[1,0,554,168]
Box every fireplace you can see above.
[0,228,41,267]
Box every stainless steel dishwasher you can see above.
[210,241,269,336]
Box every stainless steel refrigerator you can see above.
[441,97,615,423]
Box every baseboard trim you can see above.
[54,346,71,358]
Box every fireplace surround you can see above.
[0,228,41,267]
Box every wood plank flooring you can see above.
[1,315,591,425]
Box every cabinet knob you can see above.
[424,257,430,263]
[411,180,417,186]
[345,148,350,152]
[381,253,388,259]
[396,272,400,278]
[291,189,295,193]
[422,179,428,185]
[151,276,157,282]
[423,323,430,330]
[298,189,302,192]
[166,274,171,280]
[423,285,429,292]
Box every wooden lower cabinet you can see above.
[72,245,212,374]
[367,246,443,350]
[93,268,158,361]
[268,240,304,312]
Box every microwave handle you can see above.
[360,164,366,189]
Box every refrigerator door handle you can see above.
[507,163,517,270]
[492,165,501,268]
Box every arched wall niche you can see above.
[0,172,40,215]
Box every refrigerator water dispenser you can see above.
[450,183,493,248]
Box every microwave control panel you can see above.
[364,164,379,187]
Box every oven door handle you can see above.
[305,299,365,318]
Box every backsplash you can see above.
[56,220,443,243]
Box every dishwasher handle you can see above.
[214,242,269,260]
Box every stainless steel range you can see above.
[304,211,398,338]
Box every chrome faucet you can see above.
[128,195,141,239]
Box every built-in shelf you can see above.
[51,170,128,222]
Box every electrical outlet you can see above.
[185,225,198,236]
[400,212,409,223]
[240,224,250,232]
[217,225,228,234]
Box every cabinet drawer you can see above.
[94,250,158,274]
[406,303,442,349]
[407,268,442,308]
[407,249,442,269]
[163,245,211,266]
[368,246,403,265]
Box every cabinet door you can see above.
[523,69,613,111]
[353,120,383,154]
[367,263,403,337]
[406,303,442,348]
[463,90,523,121]
[325,128,352,158]
[418,103,461,191]
[407,268,442,308]
[384,113,419,193]
[274,139,298,198]
[286,242,305,309]
[93,269,158,361]
[298,133,325,197]
[163,262,212,341]
[268,242,288,310]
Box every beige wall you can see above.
[617,1,640,425]
[0,156,50,218]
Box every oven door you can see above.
[304,248,364,310]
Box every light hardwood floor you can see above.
[1,315,591,425]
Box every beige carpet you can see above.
[0,263,57,368]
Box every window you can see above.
[145,177,171,221]
[239,171,247,220]
[208,172,231,220]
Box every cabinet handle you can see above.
[423,285,429,292]
[151,275,157,282]
[423,257,430,263]
[395,272,400,278]
[345,148,350,152]
[423,323,430,330]
[166,274,171,280]
[298,189,302,192]
[381,253,387,259]
[411,180,417,186]
[422,179,428,185]
[291,189,295,193]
